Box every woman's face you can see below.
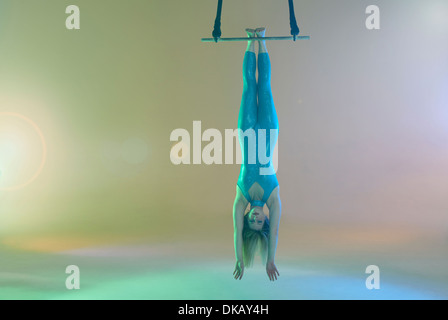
[247,207,266,231]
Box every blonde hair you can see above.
[242,213,270,267]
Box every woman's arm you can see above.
[233,186,248,280]
[266,187,281,281]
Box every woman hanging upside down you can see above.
[233,28,281,281]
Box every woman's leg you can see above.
[238,29,258,132]
[256,28,279,154]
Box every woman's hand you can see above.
[233,261,244,280]
[266,261,280,281]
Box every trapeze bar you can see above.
[201,36,310,42]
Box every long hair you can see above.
[242,213,270,267]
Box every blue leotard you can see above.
[237,52,279,207]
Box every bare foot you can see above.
[245,28,256,52]
[246,28,256,38]
[255,27,266,38]
[256,28,267,53]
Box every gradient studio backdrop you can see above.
[0,0,447,299]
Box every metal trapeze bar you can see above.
[201,36,310,42]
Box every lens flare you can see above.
[0,112,47,191]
